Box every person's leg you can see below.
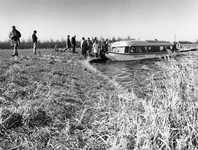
[82,49,84,56]
[13,42,18,56]
[64,46,69,52]
[33,43,37,54]
[84,50,87,58]
[73,46,75,54]
[15,47,18,56]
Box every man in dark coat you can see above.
[32,30,38,54]
[64,35,71,51]
[82,39,88,58]
[9,26,21,56]
[71,35,76,54]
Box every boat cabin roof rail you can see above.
[111,40,173,47]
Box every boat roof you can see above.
[111,40,173,47]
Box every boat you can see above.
[105,40,179,61]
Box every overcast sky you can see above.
[0,0,197,42]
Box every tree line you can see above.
[1,36,197,50]
[0,39,81,50]
[0,36,131,50]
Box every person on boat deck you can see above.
[93,40,99,58]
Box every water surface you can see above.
[93,51,198,97]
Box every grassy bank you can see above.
[0,51,198,149]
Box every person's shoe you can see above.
[11,54,15,57]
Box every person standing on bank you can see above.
[71,35,76,54]
[104,39,109,53]
[93,40,99,58]
[64,35,71,51]
[9,26,21,57]
[82,39,88,58]
[81,37,85,54]
[32,30,38,54]
[87,37,93,56]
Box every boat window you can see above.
[153,46,160,52]
[142,47,148,53]
[112,47,125,53]
[136,47,143,53]
[125,47,130,53]
[159,46,164,51]
[130,46,135,53]
[147,46,152,52]
[146,46,168,52]
[166,46,173,50]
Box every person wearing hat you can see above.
[32,30,38,54]
[9,26,21,56]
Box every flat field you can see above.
[0,49,198,149]
[0,48,82,60]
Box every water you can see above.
[92,51,198,97]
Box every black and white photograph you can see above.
[0,0,198,149]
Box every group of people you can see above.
[55,35,110,59]
[9,26,38,56]
[81,37,109,59]
[9,25,109,59]
[64,35,76,53]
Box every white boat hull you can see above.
[105,52,174,61]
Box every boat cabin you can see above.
[110,40,174,54]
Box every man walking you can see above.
[64,35,71,51]
[32,30,38,54]
[71,35,76,54]
[9,26,21,57]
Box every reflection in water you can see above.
[92,51,198,98]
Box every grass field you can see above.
[0,49,198,149]
[0,48,71,59]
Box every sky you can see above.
[0,0,197,42]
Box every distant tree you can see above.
[100,36,104,41]
[127,35,131,40]
[117,37,122,41]
[196,39,198,44]
[0,40,10,49]
[111,37,116,42]
[0,38,81,49]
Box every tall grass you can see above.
[0,52,198,149]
